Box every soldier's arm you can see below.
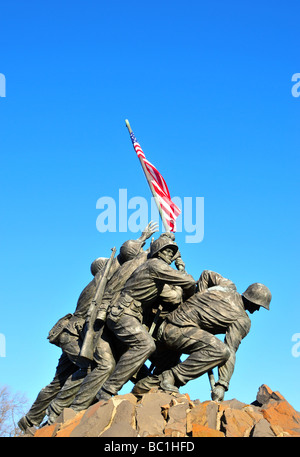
[159,284,183,306]
[197,270,237,293]
[149,260,196,295]
[216,317,251,391]
[138,221,159,243]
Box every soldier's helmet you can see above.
[149,234,178,258]
[119,239,145,263]
[90,257,108,276]
[242,283,272,310]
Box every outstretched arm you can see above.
[197,270,237,293]
[138,221,159,243]
[211,317,250,401]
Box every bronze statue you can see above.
[17,116,273,435]
[133,270,271,401]
[18,223,158,433]
[95,234,196,402]
[18,230,272,433]
[68,234,188,412]
[46,231,168,422]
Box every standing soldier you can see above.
[96,234,196,402]
[18,223,158,433]
[46,232,177,421]
[68,234,188,413]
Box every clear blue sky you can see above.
[1,0,299,418]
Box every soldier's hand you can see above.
[142,221,159,240]
[211,384,226,402]
[175,257,185,271]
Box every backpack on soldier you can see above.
[47,313,73,346]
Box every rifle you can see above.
[208,369,216,391]
[79,247,117,363]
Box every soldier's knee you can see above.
[140,333,156,355]
[95,356,116,374]
[221,346,231,362]
[105,358,116,375]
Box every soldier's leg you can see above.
[70,328,117,412]
[150,340,182,375]
[160,324,230,389]
[46,332,91,423]
[46,367,90,423]
[98,314,156,398]
[18,352,77,431]
[131,340,181,395]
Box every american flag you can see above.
[129,131,181,232]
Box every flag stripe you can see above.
[152,181,181,215]
[129,132,180,232]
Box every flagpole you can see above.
[125,119,170,233]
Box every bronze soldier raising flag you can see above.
[17,119,272,435]
[18,223,159,432]
[133,270,271,401]
[96,233,196,401]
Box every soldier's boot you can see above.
[160,370,179,393]
[18,415,38,435]
[131,374,161,395]
[96,388,113,402]
[46,404,60,425]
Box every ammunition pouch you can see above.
[108,293,138,323]
[96,298,113,323]
[47,313,73,346]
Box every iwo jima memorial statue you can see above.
[18,120,272,434]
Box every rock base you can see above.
[30,384,300,438]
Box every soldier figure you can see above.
[18,223,158,433]
[46,233,181,421]
[96,234,196,402]
[68,234,188,412]
[134,270,271,401]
